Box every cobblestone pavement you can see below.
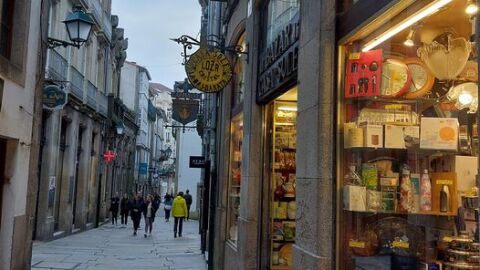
[31,217,206,270]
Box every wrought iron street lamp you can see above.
[115,122,125,135]
[47,6,94,49]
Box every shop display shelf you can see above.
[270,265,292,270]
[273,218,296,222]
[274,168,296,173]
[229,194,241,197]
[279,147,296,152]
[274,197,296,202]
[272,239,295,243]
[345,96,439,105]
[344,209,457,217]
[345,147,459,156]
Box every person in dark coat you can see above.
[120,193,129,226]
[109,193,120,225]
[130,194,143,236]
[163,193,173,222]
[183,189,193,221]
[143,194,159,237]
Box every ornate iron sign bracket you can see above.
[170,34,248,65]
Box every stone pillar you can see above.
[293,0,336,269]
[36,110,62,240]
[88,130,100,223]
[74,118,93,229]
[58,110,80,233]
[236,3,263,269]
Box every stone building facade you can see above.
[0,0,43,268]
[204,0,480,269]
[34,0,125,241]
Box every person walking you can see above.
[183,189,193,221]
[172,191,188,238]
[164,193,173,222]
[109,193,120,225]
[130,194,143,236]
[120,193,129,226]
[143,195,159,237]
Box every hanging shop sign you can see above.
[185,48,233,93]
[257,18,300,103]
[189,156,206,168]
[43,84,67,110]
[172,98,199,125]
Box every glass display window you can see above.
[232,32,246,109]
[227,113,243,245]
[268,88,297,270]
[337,1,480,269]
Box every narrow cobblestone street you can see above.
[31,217,206,270]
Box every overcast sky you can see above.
[111,1,201,89]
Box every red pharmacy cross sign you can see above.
[103,150,116,163]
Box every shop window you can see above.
[0,138,6,229]
[0,0,14,58]
[226,113,243,245]
[232,33,246,110]
[268,88,297,270]
[338,1,480,269]
[0,78,3,111]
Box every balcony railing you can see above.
[87,0,103,25]
[70,67,84,101]
[47,50,68,81]
[98,92,108,116]
[86,81,97,109]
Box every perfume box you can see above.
[430,172,458,215]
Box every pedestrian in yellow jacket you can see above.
[172,192,188,238]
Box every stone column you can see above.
[236,3,264,269]
[88,130,100,223]
[74,118,93,229]
[36,110,61,240]
[293,0,336,269]
[58,110,80,233]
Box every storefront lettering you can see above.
[258,42,299,102]
[258,19,300,102]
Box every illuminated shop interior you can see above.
[338,0,480,269]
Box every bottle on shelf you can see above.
[440,185,450,212]
[420,169,432,211]
[399,167,414,212]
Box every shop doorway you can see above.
[261,87,297,270]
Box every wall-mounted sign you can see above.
[257,17,300,103]
[185,48,232,93]
[43,84,68,110]
[139,162,148,175]
[172,98,199,125]
[103,150,116,163]
[189,156,206,168]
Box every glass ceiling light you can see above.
[466,0,479,15]
[458,91,474,105]
[404,29,415,47]
[362,0,452,52]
